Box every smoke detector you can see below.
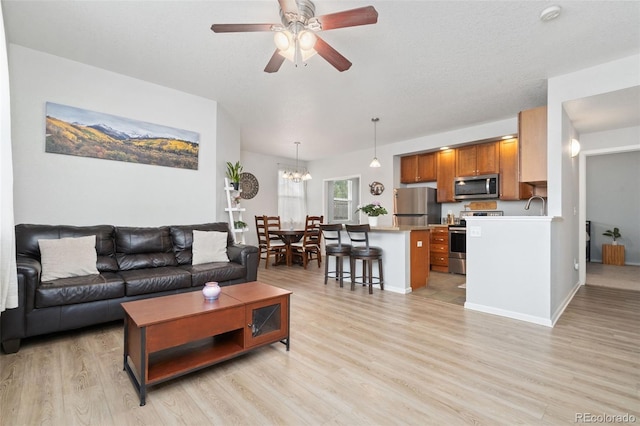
[540,5,562,22]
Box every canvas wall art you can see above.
[45,102,200,170]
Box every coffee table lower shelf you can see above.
[122,282,291,405]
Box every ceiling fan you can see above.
[211,0,378,73]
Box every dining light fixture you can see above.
[283,141,312,182]
[369,117,381,168]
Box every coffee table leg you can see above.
[139,327,147,406]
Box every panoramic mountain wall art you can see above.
[44,102,200,170]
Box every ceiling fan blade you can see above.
[211,23,275,33]
[314,36,352,72]
[315,6,378,31]
[264,50,286,73]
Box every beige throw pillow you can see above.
[192,230,229,265]
[38,235,99,282]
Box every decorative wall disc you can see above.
[239,172,259,199]
[370,181,384,195]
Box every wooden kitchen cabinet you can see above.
[519,106,547,184]
[499,137,534,200]
[430,226,449,273]
[400,155,417,183]
[410,230,430,290]
[456,142,499,177]
[436,149,456,202]
[400,153,437,183]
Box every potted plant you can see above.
[355,201,388,227]
[234,220,248,230]
[603,227,622,245]
[226,161,243,190]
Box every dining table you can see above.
[270,229,305,266]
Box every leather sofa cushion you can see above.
[170,223,233,265]
[15,224,118,272]
[116,226,177,270]
[180,262,246,287]
[35,272,125,308]
[119,266,191,296]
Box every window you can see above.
[326,177,359,224]
[278,169,307,228]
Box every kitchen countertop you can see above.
[369,226,433,232]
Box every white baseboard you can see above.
[464,302,553,327]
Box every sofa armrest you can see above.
[227,244,257,264]
[227,244,259,282]
[1,255,39,351]
[16,255,40,312]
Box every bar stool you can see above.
[319,224,351,288]
[345,224,384,294]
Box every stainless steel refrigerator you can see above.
[393,187,441,226]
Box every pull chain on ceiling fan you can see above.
[211,0,378,73]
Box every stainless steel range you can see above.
[448,210,503,275]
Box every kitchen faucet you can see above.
[525,195,546,216]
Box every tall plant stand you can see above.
[224,178,247,244]
[602,244,625,266]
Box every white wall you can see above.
[585,148,640,264]
[547,54,640,315]
[9,45,233,227]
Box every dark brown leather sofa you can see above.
[1,222,258,353]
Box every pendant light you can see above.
[369,117,381,168]
[284,141,312,182]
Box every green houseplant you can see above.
[356,201,388,217]
[602,227,622,245]
[226,161,243,190]
[234,220,248,230]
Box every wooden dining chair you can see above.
[291,215,323,269]
[255,215,286,269]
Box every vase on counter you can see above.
[368,216,378,227]
[202,282,221,301]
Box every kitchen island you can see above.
[332,226,431,294]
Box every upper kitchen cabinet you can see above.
[519,106,547,185]
[400,153,437,183]
[436,149,456,203]
[455,142,499,177]
[499,138,534,200]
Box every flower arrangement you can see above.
[356,201,388,217]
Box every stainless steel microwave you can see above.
[454,174,499,200]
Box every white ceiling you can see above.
[2,0,639,161]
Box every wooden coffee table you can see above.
[121,281,292,405]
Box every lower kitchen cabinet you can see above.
[410,230,430,290]
[430,226,449,272]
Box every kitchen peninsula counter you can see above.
[337,226,431,293]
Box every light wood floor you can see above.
[1,265,638,425]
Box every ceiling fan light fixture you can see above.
[298,30,317,50]
[274,30,292,51]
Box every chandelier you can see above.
[283,142,312,182]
